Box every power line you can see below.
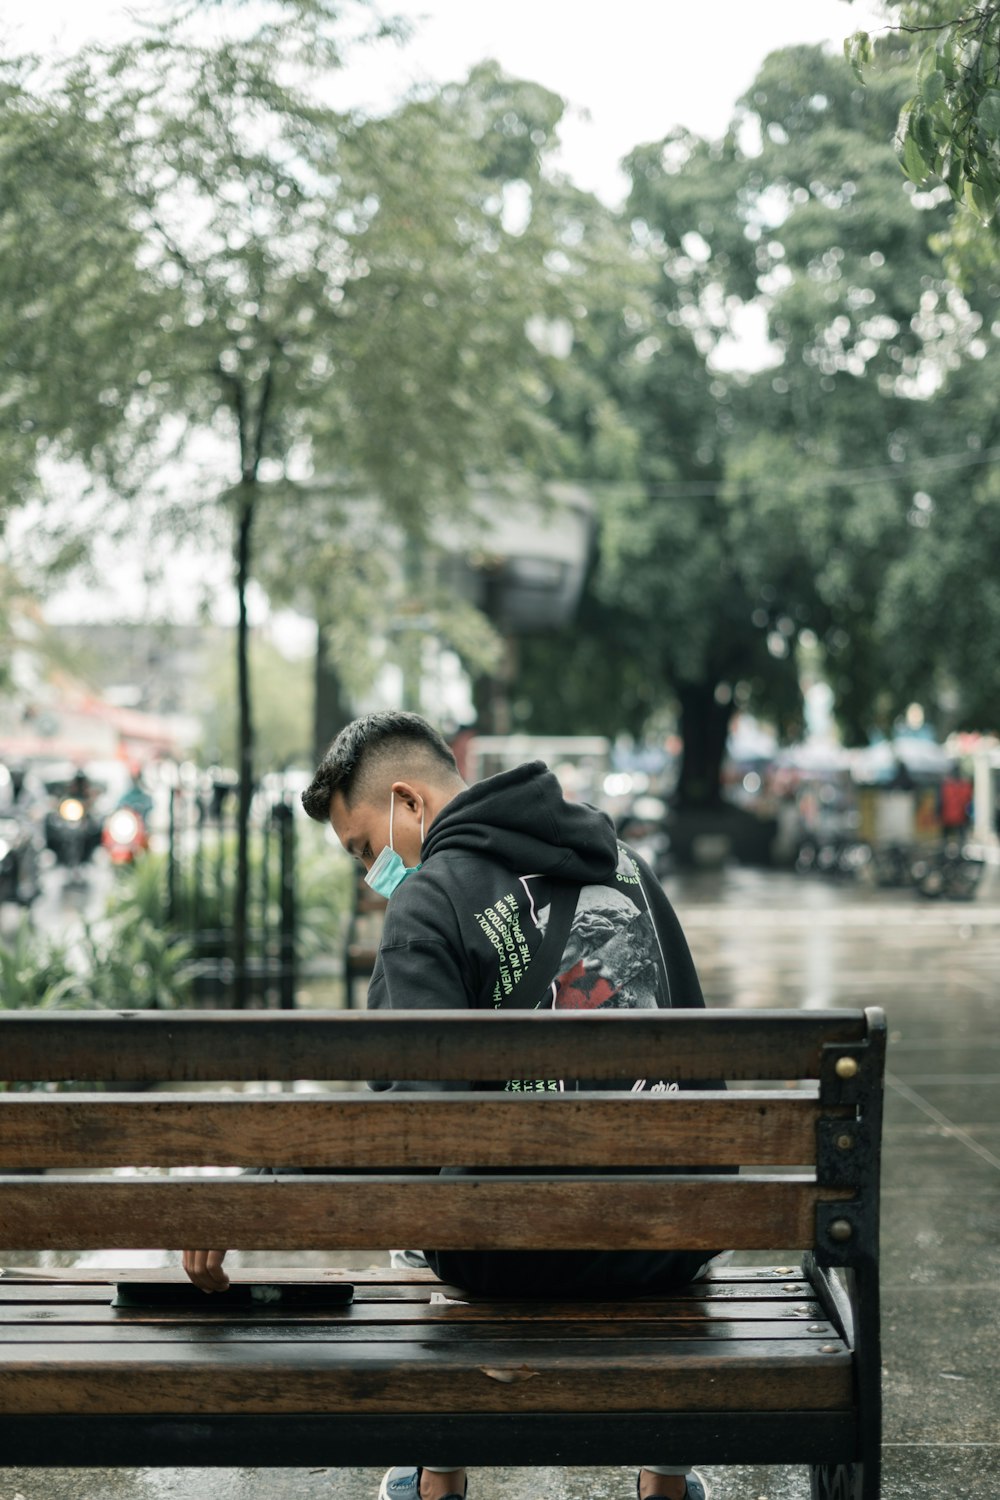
[587,444,1000,499]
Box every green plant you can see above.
[102,819,353,977]
[295,832,354,963]
[0,902,195,1020]
[73,916,195,1011]
[103,848,169,927]
[0,921,76,1009]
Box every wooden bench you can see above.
[0,1007,885,1498]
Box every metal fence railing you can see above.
[165,782,297,1008]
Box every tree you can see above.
[512,38,972,803]
[253,484,503,758]
[7,7,583,995]
[0,55,173,664]
[199,633,313,769]
[843,4,1000,733]
[847,2,1000,222]
[250,63,643,752]
[0,57,172,492]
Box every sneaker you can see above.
[378,1471,467,1500]
[637,1474,711,1500]
[378,1469,419,1500]
[389,1248,430,1270]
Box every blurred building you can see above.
[439,478,594,634]
[1,622,208,767]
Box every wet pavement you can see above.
[3,865,999,1499]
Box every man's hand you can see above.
[182,1249,230,1293]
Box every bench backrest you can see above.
[0,1007,885,1267]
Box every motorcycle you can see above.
[910,839,985,902]
[44,792,103,876]
[102,804,150,866]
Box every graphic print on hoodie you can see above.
[525,848,663,1013]
[365,760,707,1095]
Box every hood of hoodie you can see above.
[421,760,618,883]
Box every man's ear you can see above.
[390,780,421,813]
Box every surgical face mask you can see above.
[364,791,425,899]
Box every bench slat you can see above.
[0,1336,853,1414]
[0,1264,809,1287]
[0,1320,837,1344]
[0,1092,829,1168]
[0,1175,852,1251]
[0,1409,860,1469]
[0,1274,815,1305]
[0,1266,441,1285]
[0,1296,829,1329]
[0,1009,869,1082]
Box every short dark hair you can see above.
[301,711,460,823]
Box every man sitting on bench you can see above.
[184,710,720,1500]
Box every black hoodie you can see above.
[368,761,706,1086]
[366,761,718,1296]
[367,762,719,1290]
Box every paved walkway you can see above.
[3,867,999,1499]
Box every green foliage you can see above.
[2,7,610,968]
[512,34,996,788]
[73,916,196,1010]
[105,827,351,966]
[869,333,1000,729]
[295,829,355,963]
[0,57,170,508]
[8,5,1000,802]
[0,818,351,1016]
[878,464,1000,727]
[252,489,504,709]
[514,587,661,740]
[0,907,194,1011]
[849,4,1000,223]
[836,4,1000,730]
[198,635,314,769]
[3,11,622,784]
[0,922,77,1009]
[101,847,174,929]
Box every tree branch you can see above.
[215,360,251,478]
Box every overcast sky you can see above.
[12,0,888,203]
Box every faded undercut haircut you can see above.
[301,711,461,823]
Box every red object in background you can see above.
[101,806,150,865]
[940,775,973,832]
[449,727,476,782]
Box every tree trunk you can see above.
[233,493,255,1008]
[675,681,732,810]
[472,634,517,736]
[313,620,351,762]
[227,358,274,1009]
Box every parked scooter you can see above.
[910,839,985,901]
[44,772,103,878]
[102,804,150,866]
[102,771,154,866]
